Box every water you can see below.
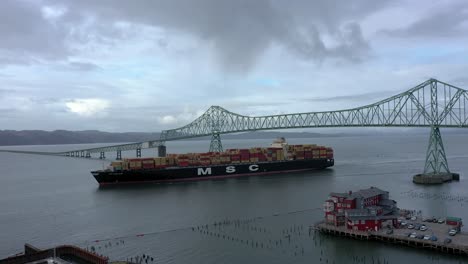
[1,134,468,263]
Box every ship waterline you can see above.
[92,158,334,186]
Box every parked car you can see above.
[419,225,428,231]
[409,232,417,238]
[416,234,424,239]
[449,229,457,236]
[401,221,407,227]
[438,218,445,224]
[432,218,438,223]
[430,236,438,241]
[407,224,414,229]
[423,235,431,240]
[444,238,452,244]
[410,216,417,221]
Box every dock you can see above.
[0,244,109,264]
[315,219,468,256]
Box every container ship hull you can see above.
[92,158,334,186]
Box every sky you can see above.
[1,0,468,132]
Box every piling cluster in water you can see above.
[126,254,155,264]
[80,207,467,263]
[87,239,157,264]
[401,190,468,207]
[190,215,356,263]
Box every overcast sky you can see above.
[1,0,468,132]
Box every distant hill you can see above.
[0,130,344,146]
[0,130,161,146]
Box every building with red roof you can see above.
[323,187,399,231]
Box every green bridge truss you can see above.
[159,79,468,138]
[4,78,468,177]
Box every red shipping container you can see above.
[178,161,189,167]
[142,163,155,169]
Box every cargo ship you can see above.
[91,138,334,186]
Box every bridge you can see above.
[2,78,468,181]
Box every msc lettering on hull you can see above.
[197,167,212,175]
[197,165,260,176]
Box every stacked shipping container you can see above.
[109,144,333,171]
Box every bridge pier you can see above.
[413,126,459,184]
[158,144,166,157]
[86,152,91,158]
[99,152,105,159]
[209,132,223,153]
[66,152,70,157]
[116,150,122,160]
[80,151,84,158]
[71,152,75,157]
[136,148,141,157]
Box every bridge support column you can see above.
[86,152,91,158]
[66,152,70,157]
[99,152,105,159]
[413,126,459,184]
[80,151,85,158]
[116,150,122,160]
[71,152,75,157]
[158,144,166,157]
[136,148,141,157]
[209,132,223,153]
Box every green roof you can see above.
[446,216,462,222]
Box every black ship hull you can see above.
[92,158,334,186]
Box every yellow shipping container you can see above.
[129,161,142,167]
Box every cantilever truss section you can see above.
[159,79,468,141]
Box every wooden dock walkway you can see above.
[315,221,468,256]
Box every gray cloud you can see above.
[0,88,15,96]
[0,108,20,116]
[43,0,385,72]
[0,0,70,64]
[451,76,468,87]
[381,2,468,38]
[302,90,398,104]
[62,61,101,71]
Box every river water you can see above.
[1,134,468,263]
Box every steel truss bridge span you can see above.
[161,78,468,142]
[10,78,467,179]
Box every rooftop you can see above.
[330,186,387,200]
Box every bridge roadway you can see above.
[1,78,467,178]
